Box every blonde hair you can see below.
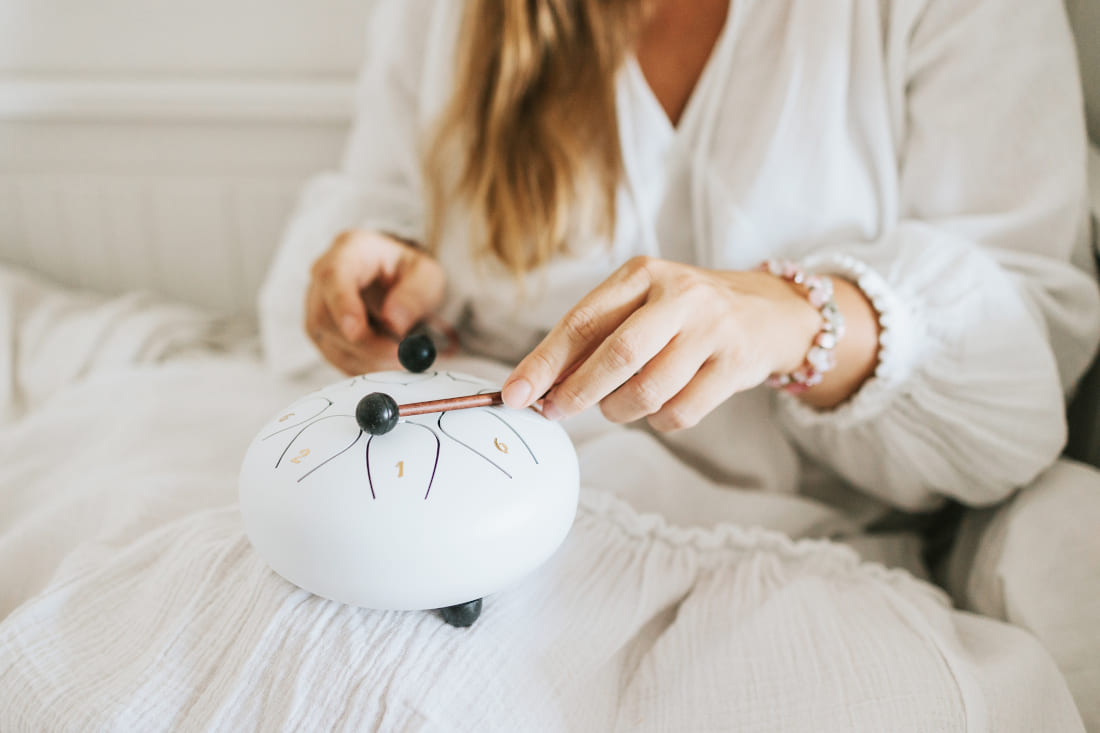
[425,0,648,279]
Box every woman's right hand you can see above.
[305,229,446,375]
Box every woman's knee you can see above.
[943,458,1100,620]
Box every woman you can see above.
[269,0,1100,726]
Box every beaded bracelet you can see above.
[759,259,846,394]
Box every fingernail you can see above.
[502,378,534,408]
[341,315,360,341]
[541,401,564,421]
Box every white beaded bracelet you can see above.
[801,253,895,382]
[774,253,916,426]
[759,259,846,394]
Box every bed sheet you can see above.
[0,265,1085,731]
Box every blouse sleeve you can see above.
[258,0,441,375]
[777,0,1100,511]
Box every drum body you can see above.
[239,371,580,610]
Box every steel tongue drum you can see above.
[238,365,579,627]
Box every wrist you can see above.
[758,260,846,393]
[772,278,827,375]
[797,275,880,409]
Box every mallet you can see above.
[356,391,505,435]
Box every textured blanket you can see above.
[0,267,1084,731]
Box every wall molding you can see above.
[0,76,356,123]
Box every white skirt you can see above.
[0,359,1083,732]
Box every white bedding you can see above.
[0,265,1085,731]
[1091,145,1100,256]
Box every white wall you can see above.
[0,0,370,76]
[0,0,372,314]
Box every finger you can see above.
[315,332,367,376]
[307,282,362,351]
[542,296,684,419]
[308,284,400,373]
[305,281,333,345]
[360,279,397,338]
[320,311,401,370]
[309,295,365,374]
[313,248,384,343]
[502,257,654,409]
[356,334,402,371]
[318,331,400,375]
[381,255,445,337]
[646,358,737,433]
[598,335,708,424]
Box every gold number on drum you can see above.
[290,448,310,464]
[396,461,405,478]
[494,437,508,454]
[279,412,295,422]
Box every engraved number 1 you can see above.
[396,461,404,478]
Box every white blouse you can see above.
[260,0,1100,520]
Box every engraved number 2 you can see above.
[396,461,404,478]
[279,412,295,422]
[290,448,310,464]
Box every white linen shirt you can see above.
[260,0,1100,520]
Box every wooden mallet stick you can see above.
[356,391,508,435]
[397,391,504,416]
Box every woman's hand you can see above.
[305,229,446,375]
[501,256,877,429]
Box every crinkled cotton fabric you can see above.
[0,503,1080,732]
[0,356,1086,732]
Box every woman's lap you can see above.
[0,491,1083,732]
[944,458,1100,731]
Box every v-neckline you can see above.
[628,2,737,136]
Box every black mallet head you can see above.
[398,332,436,373]
[356,392,399,435]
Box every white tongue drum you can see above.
[238,347,579,628]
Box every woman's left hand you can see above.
[500,256,823,431]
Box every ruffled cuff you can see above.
[776,253,925,429]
